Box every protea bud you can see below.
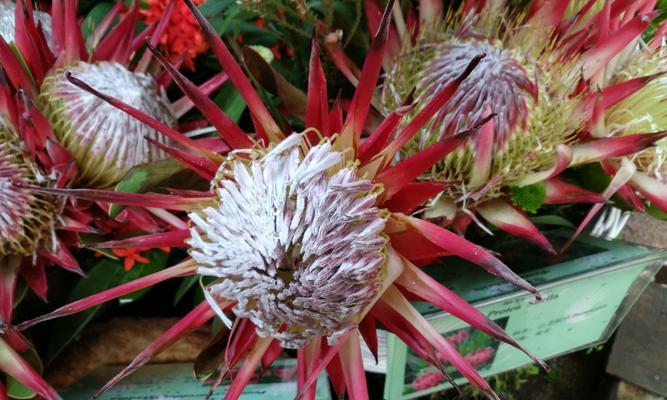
[0,119,56,257]
[39,61,176,188]
[331,0,666,251]
[378,4,582,204]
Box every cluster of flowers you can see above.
[0,0,666,399]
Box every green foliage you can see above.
[6,346,42,399]
[43,250,169,365]
[511,183,546,214]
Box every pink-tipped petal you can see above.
[297,332,354,398]
[629,171,667,212]
[571,131,667,165]
[544,179,605,204]
[377,132,474,200]
[144,137,217,181]
[17,260,198,331]
[223,337,273,400]
[173,72,228,118]
[338,330,369,400]
[581,12,654,80]
[381,286,499,400]
[0,338,61,400]
[297,338,322,400]
[395,214,540,298]
[382,182,448,214]
[19,184,208,211]
[323,33,360,86]
[306,40,330,136]
[468,109,495,188]
[396,258,547,369]
[135,0,176,73]
[19,259,47,301]
[85,230,190,249]
[477,199,556,253]
[516,144,572,186]
[0,256,19,323]
[93,301,217,398]
[358,106,410,164]
[562,158,637,252]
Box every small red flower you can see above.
[140,0,209,70]
[111,248,150,271]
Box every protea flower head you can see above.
[0,70,99,400]
[584,21,667,217]
[19,1,547,399]
[326,0,667,252]
[0,121,56,257]
[3,0,226,188]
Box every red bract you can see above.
[19,1,547,399]
[326,0,667,252]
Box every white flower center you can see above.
[40,62,176,187]
[189,134,387,347]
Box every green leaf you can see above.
[529,215,575,228]
[647,204,667,220]
[6,346,42,399]
[81,2,114,40]
[109,158,186,217]
[44,249,169,364]
[174,274,199,306]
[213,81,247,124]
[44,257,125,364]
[199,0,235,17]
[510,183,546,214]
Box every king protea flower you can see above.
[325,0,667,252]
[2,0,226,188]
[0,70,98,400]
[18,1,546,399]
